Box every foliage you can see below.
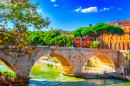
[86,61,88,66]
[0,0,50,57]
[47,64,53,67]
[25,31,46,46]
[90,41,100,48]
[73,27,85,37]
[60,31,73,35]
[93,23,124,36]
[53,36,73,47]
[125,53,128,60]
[0,70,16,78]
[43,30,61,45]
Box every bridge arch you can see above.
[29,53,74,77]
[81,54,115,73]
[0,58,15,73]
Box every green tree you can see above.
[93,23,124,49]
[0,0,50,57]
[26,31,46,46]
[90,41,100,48]
[53,36,73,47]
[43,30,61,45]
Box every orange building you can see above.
[101,20,130,50]
[74,24,93,48]
[74,37,93,48]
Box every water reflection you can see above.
[0,61,130,86]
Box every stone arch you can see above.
[81,54,115,72]
[0,58,15,73]
[29,53,74,77]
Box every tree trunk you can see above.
[110,34,113,49]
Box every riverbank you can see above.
[81,72,130,82]
[36,61,61,67]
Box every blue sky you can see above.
[29,0,130,31]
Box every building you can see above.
[74,37,93,48]
[54,29,63,31]
[74,20,130,50]
[102,19,130,50]
[74,24,93,48]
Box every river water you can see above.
[0,61,130,86]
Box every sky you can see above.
[4,0,130,31]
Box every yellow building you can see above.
[101,19,130,50]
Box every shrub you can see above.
[90,41,100,48]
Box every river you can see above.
[0,60,130,86]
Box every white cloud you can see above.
[51,0,55,2]
[81,7,98,13]
[37,9,42,12]
[75,7,82,12]
[117,8,122,10]
[100,8,110,11]
[100,7,113,11]
[54,4,58,6]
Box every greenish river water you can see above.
[0,61,130,86]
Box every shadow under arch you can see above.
[94,55,115,67]
[0,58,15,73]
[30,53,74,76]
[82,55,115,73]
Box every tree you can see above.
[0,0,50,58]
[43,30,61,45]
[53,36,73,47]
[26,31,46,46]
[90,41,100,48]
[93,23,124,49]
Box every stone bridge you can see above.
[0,46,129,78]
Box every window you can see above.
[116,36,117,40]
[76,43,78,45]
[81,43,83,45]
[76,38,78,41]
[108,35,109,41]
[129,34,130,40]
[89,37,91,41]
[124,35,126,40]
[82,38,84,41]
[89,44,91,46]
[124,28,126,31]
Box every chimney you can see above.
[89,24,92,27]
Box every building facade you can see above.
[74,20,130,50]
[74,37,92,48]
[103,20,130,50]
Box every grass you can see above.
[0,70,18,78]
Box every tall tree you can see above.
[0,0,50,57]
[43,30,61,46]
[53,36,73,47]
[92,23,124,49]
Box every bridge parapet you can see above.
[36,46,118,52]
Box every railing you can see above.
[0,45,119,51]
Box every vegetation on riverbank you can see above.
[0,70,17,78]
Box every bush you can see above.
[90,41,100,48]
